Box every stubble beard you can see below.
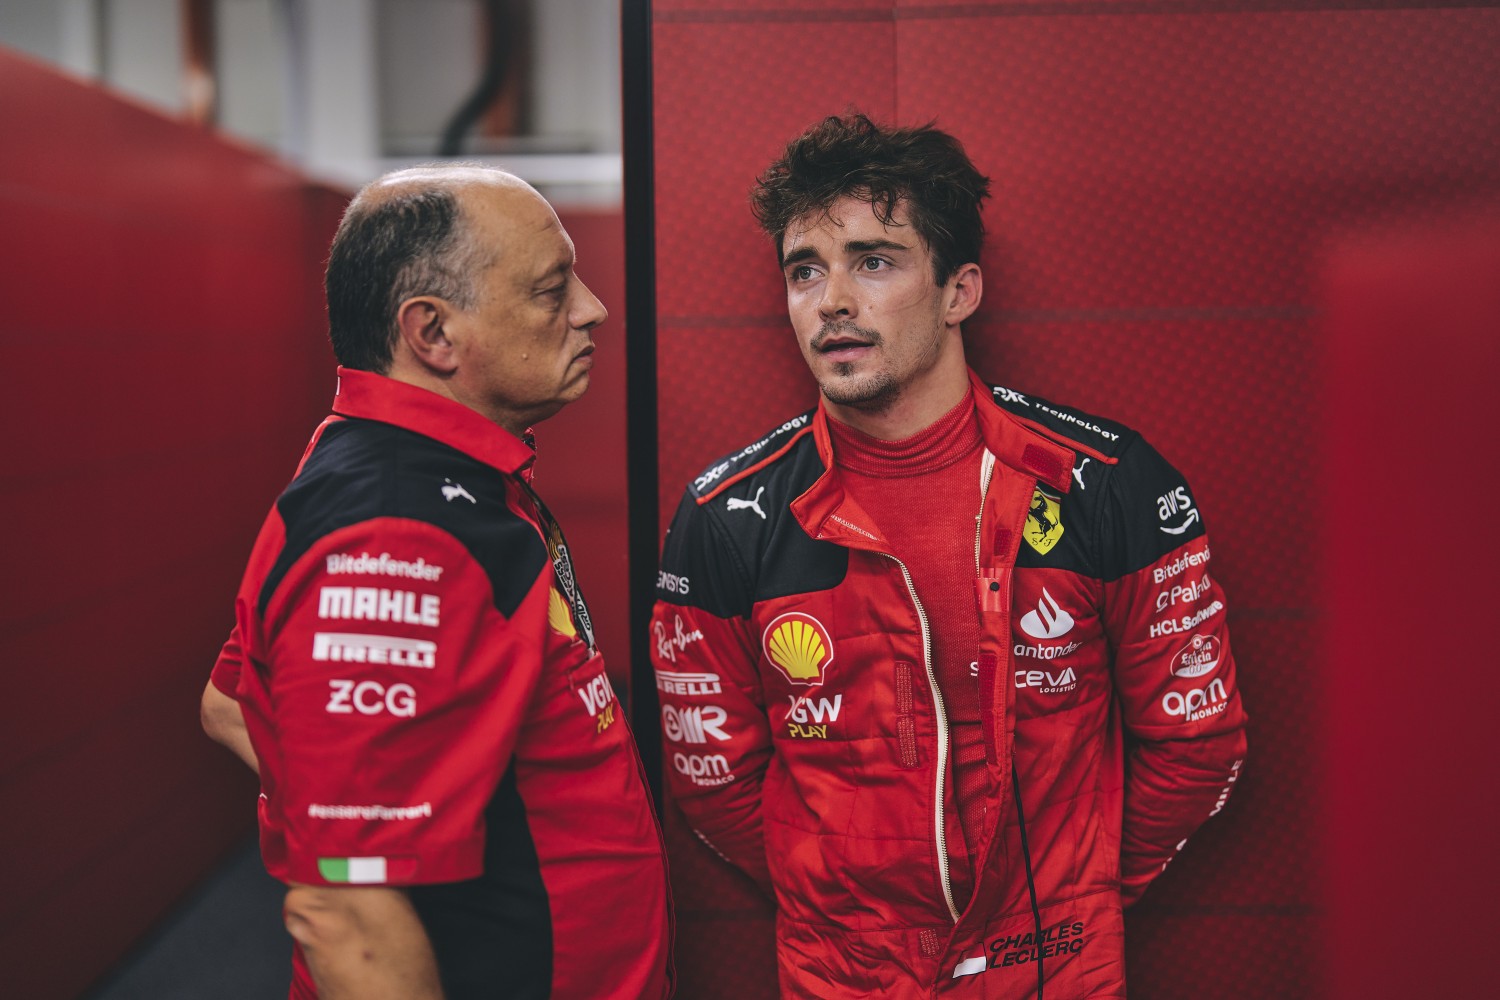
[810,321,900,412]
[819,364,900,412]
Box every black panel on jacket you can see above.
[660,432,847,618]
[261,417,547,617]
[1098,433,1210,582]
[407,765,552,999]
[987,386,1207,581]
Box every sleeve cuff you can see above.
[284,837,485,887]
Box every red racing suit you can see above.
[213,368,672,1000]
[650,371,1246,998]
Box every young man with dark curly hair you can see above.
[650,114,1248,998]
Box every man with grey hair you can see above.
[202,166,672,999]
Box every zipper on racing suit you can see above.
[882,450,1000,928]
[882,552,959,925]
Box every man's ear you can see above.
[944,263,983,326]
[394,296,458,375]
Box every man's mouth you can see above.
[813,327,878,359]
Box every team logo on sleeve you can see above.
[1023,488,1064,555]
[763,612,834,686]
[575,667,618,732]
[1157,485,1201,535]
[1019,588,1076,639]
[1171,634,1221,678]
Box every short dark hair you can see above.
[325,187,480,372]
[750,113,991,285]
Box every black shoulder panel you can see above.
[260,418,547,617]
[998,387,1143,579]
[1097,434,1211,583]
[660,429,847,618]
[686,409,818,500]
[987,384,1136,459]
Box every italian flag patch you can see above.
[318,857,388,884]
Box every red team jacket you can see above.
[651,371,1247,998]
[212,369,672,1000]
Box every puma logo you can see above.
[726,486,767,520]
[441,479,476,504]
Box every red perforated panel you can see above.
[649,3,1500,998]
[1321,205,1500,1000]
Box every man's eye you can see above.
[790,266,815,282]
[861,257,887,271]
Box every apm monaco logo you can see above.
[673,752,734,787]
[1023,488,1064,555]
[763,612,834,686]
[1019,588,1075,639]
[1171,634,1221,678]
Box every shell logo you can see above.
[547,588,577,639]
[762,612,834,686]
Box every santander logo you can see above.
[1020,587,1075,640]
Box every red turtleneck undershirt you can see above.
[826,390,989,908]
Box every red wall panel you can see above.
[1321,205,1500,1000]
[649,3,1500,997]
[0,48,344,998]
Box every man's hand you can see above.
[284,884,443,999]
[200,680,258,774]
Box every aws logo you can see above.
[1024,487,1064,555]
[762,612,834,686]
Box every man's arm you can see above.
[201,679,258,774]
[258,518,544,980]
[1101,438,1249,905]
[202,626,258,773]
[651,491,775,892]
[283,885,442,1000]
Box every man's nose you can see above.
[817,268,856,320]
[572,277,608,330]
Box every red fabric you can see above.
[216,369,672,999]
[652,371,1247,997]
[826,395,988,904]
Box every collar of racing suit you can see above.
[331,366,538,479]
[789,367,1076,551]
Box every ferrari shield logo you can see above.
[1024,487,1064,555]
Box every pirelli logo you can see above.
[312,633,436,669]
